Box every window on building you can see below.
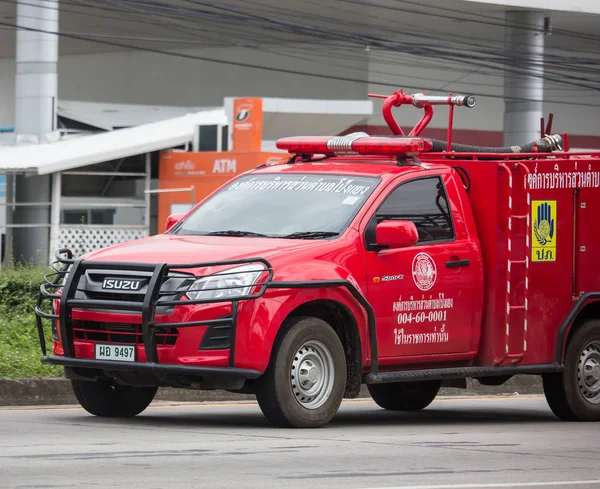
[91,209,116,225]
[62,209,116,225]
[62,209,89,225]
[376,177,454,243]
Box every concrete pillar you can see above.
[3,175,14,266]
[49,172,61,259]
[13,0,58,263]
[13,176,52,263]
[503,11,545,147]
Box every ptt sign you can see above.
[213,159,237,174]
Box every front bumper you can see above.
[35,250,273,380]
[42,355,261,379]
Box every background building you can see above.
[0,0,599,262]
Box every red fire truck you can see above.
[35,89,600,428]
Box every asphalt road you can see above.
[1,395,599,489]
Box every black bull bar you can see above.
[35,250,379,380]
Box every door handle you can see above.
[446,259,471,268]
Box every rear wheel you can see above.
[71,379,157,417]
[543,320,600,421]
[255,316,346,428]
[368,380,441,411]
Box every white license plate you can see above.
[95,344,136,362]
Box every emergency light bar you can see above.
[275,133,432,156]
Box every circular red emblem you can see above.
[412,252,437,291]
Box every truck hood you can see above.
[84,234,329,268]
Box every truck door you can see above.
[362,174,479,358]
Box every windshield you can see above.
[173,173,380,238]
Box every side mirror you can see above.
[165,213,185,232]
[375,220,418,250]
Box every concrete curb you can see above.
[0,375,543,406]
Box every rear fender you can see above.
[556,293,600,362]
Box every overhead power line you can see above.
[2,0,600,108]
[2,18,600,108]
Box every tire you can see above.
[368,380,441,411]
[71,379,158,417]
[543,320,600,421]
[255,316,346,428]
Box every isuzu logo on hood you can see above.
[102,278,146,291]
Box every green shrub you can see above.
[0,265,61,378]
[0,265,47,310]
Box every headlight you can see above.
[186,264,265,301]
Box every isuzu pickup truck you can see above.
[35,90,600,428]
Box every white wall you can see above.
[1,43,599,139]
[0,44,368,132]
[56,45,368,108]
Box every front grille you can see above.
[74,270,196,314]
[82,291,146,302]
[73,320,179,346]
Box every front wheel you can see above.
[368,380,441,411]
[71,379,158,417]
[255,317,346,428]
[543,320,600,421]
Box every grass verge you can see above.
[0,265,61,378]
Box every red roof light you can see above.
[276,133,432,157]
[351,138,430,155]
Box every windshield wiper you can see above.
[282,231,340,239]
[206,230,268,237]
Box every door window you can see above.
[376,177,454,243]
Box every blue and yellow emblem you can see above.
[532,200,556,262]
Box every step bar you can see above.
[365,363,564,384]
